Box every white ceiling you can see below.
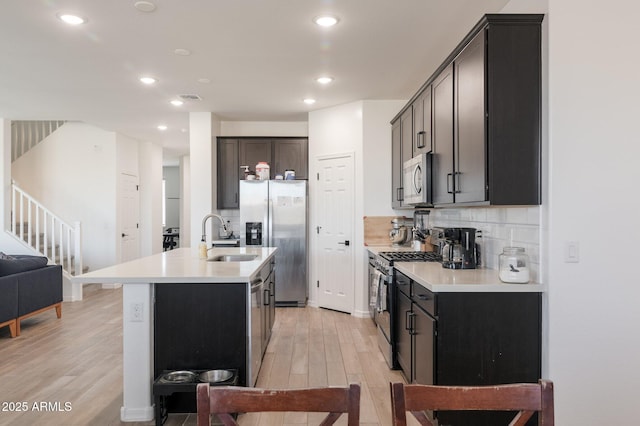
[0,0,510,159]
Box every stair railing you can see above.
[10,182,83,276]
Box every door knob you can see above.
[338,240,350,246]
[122,233,128,238]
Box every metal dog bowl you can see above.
[199,369,234,384]
[161,370,197,383]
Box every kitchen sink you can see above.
[208,254,258,262]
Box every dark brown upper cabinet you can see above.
[391,14,543,207]
[391,107,414,209]
[217,137,308,209]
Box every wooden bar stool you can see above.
[196,383,361,426]
[390,380,554,426]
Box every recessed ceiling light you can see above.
[134,1,157,13]
[174,48,191,56]
[197,78,211,84]
[139,76,157,85]
[303,98,317,105]
[316,76,334,85]
[314,15,339,27]
[170,99,184,106]
[157,125,168,131]
[57,13,87,25]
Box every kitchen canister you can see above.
[498,247,530,283]
[284,169,295,180]
[256,162,270,180]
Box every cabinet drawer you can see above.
[412,281,435,316]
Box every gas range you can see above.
[377,251,442,270]
[369,249,442,370]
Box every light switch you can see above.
[564,241,579,263]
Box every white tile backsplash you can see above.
[429,206,540,282]
[219,209,241,239]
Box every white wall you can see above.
[545,0,640,423]
[308,100,404,315]
[139,141,163,256]
[362,101,407,216]
[220,121,308,137]
[0,118,27,253]
[12,122,118,270]
[179,156,191,247]
[188,112,220,248]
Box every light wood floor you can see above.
[0,284,409,426]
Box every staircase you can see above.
[11,120,66,162]
[10,182,84,278]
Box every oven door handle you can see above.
[376,272,387,313]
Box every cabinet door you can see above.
[217,138,239,209]
[432,64,455,205]
[391,119,403,208]
[155,283,248,385]
[454,30,486,203]
[272,139,308,179]
[401,107,413,167]
[413,88,432,155]
[412,305,435,385]
[239,139,272,174]
[395,289,412,380]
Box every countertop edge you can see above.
[70,247,278,284]
[395,262,544,293]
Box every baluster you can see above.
[74,221,83,276]
[43,213,49,258]
[35,206,40,254]
[19,192,24,241]
[27,200,32,246]
[11,186,16,234]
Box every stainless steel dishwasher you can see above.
[248,277,263,386]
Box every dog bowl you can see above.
[161,370,197,383]
[199,369,234,384]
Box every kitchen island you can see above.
[71,247,277,423]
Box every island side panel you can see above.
[121,283,155,422]
[154,283,248,384]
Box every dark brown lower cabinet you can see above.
[394,270,541,426]
[154,283,247,413]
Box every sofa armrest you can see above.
[17,265,63,317]
[0,275,18,323]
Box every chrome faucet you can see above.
[201,213,229,242]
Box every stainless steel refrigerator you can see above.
[239,180,307,306]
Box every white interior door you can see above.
[316,153,354,313]
[120,173,140,263]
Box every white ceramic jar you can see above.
[256,162,270,180]
[498,247,530,283]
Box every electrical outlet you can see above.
[564,241,580,263]
[130,302,144,322]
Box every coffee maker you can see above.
[442,227,479,269]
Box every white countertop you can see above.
[395,262,543,293]
[367,245,543,293]
[71,247,278,284]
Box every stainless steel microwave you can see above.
[402,153,433,206]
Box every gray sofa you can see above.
[0,255,63,338]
